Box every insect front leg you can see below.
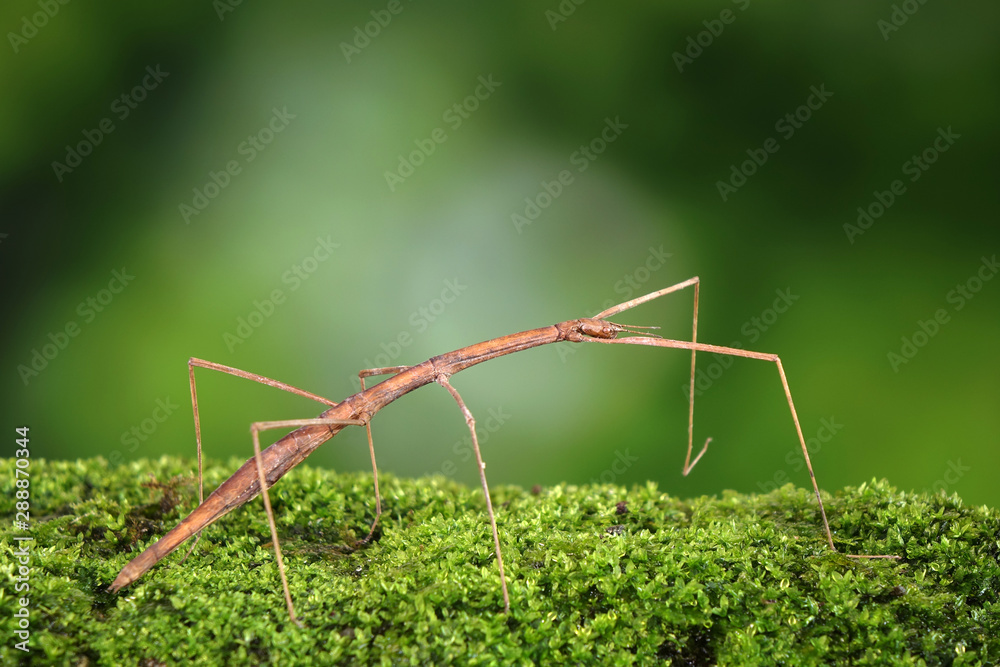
[582,335,900,560]
[591,278,712,475]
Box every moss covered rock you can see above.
[1,456,998,665]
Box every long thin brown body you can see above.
[109,324,570,593]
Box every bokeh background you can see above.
[2,2,998,511]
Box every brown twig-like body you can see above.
[108,278,897,623]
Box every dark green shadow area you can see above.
[1,457,998,665]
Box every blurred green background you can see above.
[2,2,997,511]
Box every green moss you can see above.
[1,456,998,666]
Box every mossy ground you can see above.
[1,456,998,666]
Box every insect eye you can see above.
[577,319,606,337]
[577,319,619,339]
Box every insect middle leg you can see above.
[356,366,412,544]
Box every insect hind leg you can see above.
[182,358,340,563]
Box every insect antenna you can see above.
[614,324,663,338]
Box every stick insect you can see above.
[108,277,898,624]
